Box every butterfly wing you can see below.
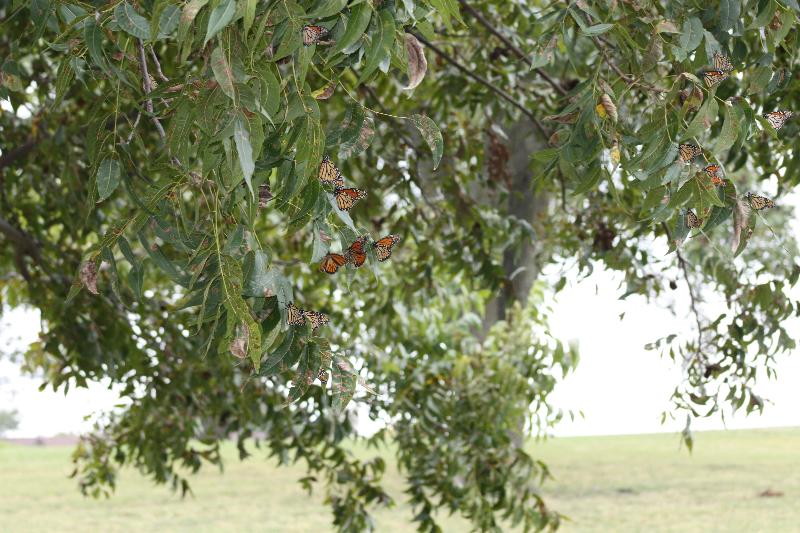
[302,25,326,46]
[764,111,792,130]
[304,310,329,330]
[318,368,329,384]
[713,52,734,72]
[703,165,723,185]
[319,253,346,274]
[748,193,775,210]
[703,70,728,87]
[318,156,342,185]
[334,187,367,211]
[679,144,702,163]
[287,303,306,326]
[686,210,702,228]
[373,234,400,262]
[344,237,367,267]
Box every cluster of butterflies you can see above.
[678,52,786,229]
[283,155,402,384]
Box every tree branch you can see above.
[408,30,549,138]
[662,223,703,353]
[0,137,38,171]
[136,39,167,142]
[0,216,42,263]
[456,0,567,97]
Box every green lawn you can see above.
[0,428,797,532]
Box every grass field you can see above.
[0,428,798,532]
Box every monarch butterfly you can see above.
[345,236,367,267]
[303,310,329,330]
[678,143,702,163]
[703,70,729,88]
[318,156,344,187]
[318,368,329,384]
[334,187,367,211]
[703,164,723,186]
[287,302,306,326]
[713,51,734,72]
[319,253,347,274]
[373,234,400,262]
[686,210,702,229]
[746,192,776,211]
[302,25,328,46]
[763,110,793,130]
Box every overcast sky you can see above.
[2,261,798,439]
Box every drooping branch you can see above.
[408,30,549,137]
[135,39,168,142]
[662,223,704,354]
[456,0,567,97]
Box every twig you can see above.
[408,30,549,137]
[457,0,567,97]
[136,39,167,142]
[123,112,141,145]
[148,45,169,82]
[662,223,703,352]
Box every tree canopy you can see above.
[2,0,799,530]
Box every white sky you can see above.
[2,262,798,439]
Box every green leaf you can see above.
[234,115,255,197]
[682,97,718,141]
[287,342,321,404]
[178,0,208,54]
[115,2,151,40]
[718,0,741,33]
[157,4,180,39]
[84,22,110,74]
[306,0,346,19]
[581,23,614,36]
[220,255,262,371]
[358,8,394,84]
[410,114,443,170]
[331,3,372,54]
[243,0,256,35]
[52,57,74,109]
[204,0,236,47]
[97,157,122,201]
[716,103,740,152]
[679,17,704,54]
[748,66,773,95]
[210,47,236,100]
[332,354,358,413]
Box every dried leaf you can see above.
[80,260,99,295]
[600,94,618,121]
[312,83,336,100]
[404,33,427,90]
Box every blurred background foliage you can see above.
[1,0,800,530]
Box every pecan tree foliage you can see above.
[1,0,799,531]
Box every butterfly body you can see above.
[302,25,328,46]
[679,143,702,163]
[746,193,776,211]
[763,111,793,130]
[334,187,367,211]
[373,234,401,262]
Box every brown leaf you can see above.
[404,33,427,90]
[544,111,579,124]
[229,327,248,359]
[79,260,99,295]
[312,83,336,100]
[600,94,618,122]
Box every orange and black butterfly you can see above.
[287,302,306,326]
[318,368,329,384]
[373,234,400,262]
[686,210,702,229]
[763,110,793,130]
[703,70,728,88]
[303,310,329,330]
[318,156,344,187]
[319,253,347,274]
[746,192,776,211]
[703,164,723,186]
[678,143,702,163]
[713,51,734,72]
[334,187,367,211]
[345,236,368,267]
[302,25,328,46]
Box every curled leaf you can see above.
[404,33,427,90]
[410,114,443,169]
[312,83,336,100]
[79,260,99,295]
[600,93,618,121]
